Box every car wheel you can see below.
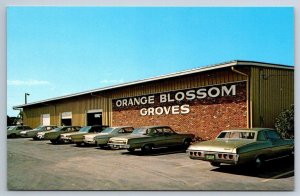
[98,144,105,148]
[210,162,221,167]
[50,139,57,144]
[182,139,191,149]
[254,156,264,169]
[33,137,38,140]
[141,144,153,153]
[127,148,135,152]
[10,133,17,138]
[75,142,82,146]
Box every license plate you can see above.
[205,154,215,160]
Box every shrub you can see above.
[275,104,294,139]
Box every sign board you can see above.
[112,81,246,116]
[61,112,72,119]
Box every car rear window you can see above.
[217,131,255,139]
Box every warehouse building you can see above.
[13,60,294,139]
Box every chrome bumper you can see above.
[107,143,130,149]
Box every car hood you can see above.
[84,132,109,139]
[61,132,78,137]
[68,132,87,136]
[26,130,38,133]
[188,139,255,153]
[42,130,58,135]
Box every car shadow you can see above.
[120,146,187,156]
[211,157,294,179]
[72,144,97,148]
[46,142,73,145]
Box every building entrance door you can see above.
[61,112,72,126]
[87,109,102,126]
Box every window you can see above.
[163,127,175,135]
[257,132,266,141]
[124,127,134,133]
[265,130,281,140]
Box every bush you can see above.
[275,104,294,139]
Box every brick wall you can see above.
[112,82,247,140]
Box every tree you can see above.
[275,104,294,139]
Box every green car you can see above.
[94,126,134,148]
[7,125,33,138]
[188,128,294,168]
[60,125,109,146]
[20,125,57,139]
[36,126,81,144]
[108,126,194,153]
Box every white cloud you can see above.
[99,79,124,84]
[7,79,51,86]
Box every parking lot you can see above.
[7,138,294,191]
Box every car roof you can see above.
[139,125,171,129]
[110,126,133,129]
[222,128,275,132]
[59,126,81,128]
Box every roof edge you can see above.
[13,60,293,109]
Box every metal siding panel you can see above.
[251,67,294,128]
[22,67,259,128]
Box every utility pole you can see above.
[25,93,30,104]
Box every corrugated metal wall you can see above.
[24,93,112,128]
[250,67,294,128]
[111,68,248,99]
[23,67,248,128]
[23,65,294,130]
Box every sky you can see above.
[7,7,294,116]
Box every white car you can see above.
[20,125,57,139]
[94,126,134,148]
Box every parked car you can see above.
[36,126,81,144]
[60,125,108,145]
[82,126,112,146]
[107,126,194,153]
[187,128,294,168]
[94,126,134,148]
[7,125,33,138]
[20,125,57,139]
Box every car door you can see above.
[265,130,289,158]
[148,128,166,147]
[162,127,179,146]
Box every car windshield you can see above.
[33,125,44,131]
[101,127,115,133]
[217,131,256,140]
[79,126,92,133]
[8,126,17,131]
[131,128,147,135]
[52,127,64,132]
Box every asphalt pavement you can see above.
[7,138,294,191]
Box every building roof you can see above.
[13,60,293,109]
